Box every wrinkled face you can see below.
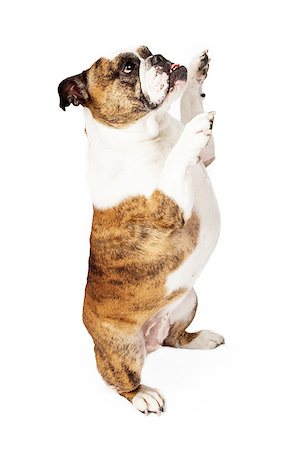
[58,46,187,128]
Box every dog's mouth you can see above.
[168,63,188,91]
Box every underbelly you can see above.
[166,163,221,293]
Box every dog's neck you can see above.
[83,107,175,153]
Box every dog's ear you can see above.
[58,72,89,111]
[136,46,153,59]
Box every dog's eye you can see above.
[123,61,135,74]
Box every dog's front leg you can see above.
[158,111,215,223]
[180,50,215,167]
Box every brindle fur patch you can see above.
[83,190,200,393]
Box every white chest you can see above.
[85,110,180,210]
[87,141,173,209]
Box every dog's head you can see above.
[58,46,187,128]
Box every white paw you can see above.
[179,112,215,165]
[189,49,210,85]
[132,385,166,415]
[186,330,225,349]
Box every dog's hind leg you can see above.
[85,316,166,415]
[180,50,215,167]
[163,289,224,349]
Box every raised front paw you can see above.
[179,111,215,165]
[189,49,210,85]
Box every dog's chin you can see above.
[164,65,188,104]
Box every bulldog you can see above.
[58,46,224,415]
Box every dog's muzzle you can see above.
[147,53,187,91]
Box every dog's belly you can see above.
[166,162,220,293]
[143,163,220,352]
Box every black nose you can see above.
[150,54,167,66]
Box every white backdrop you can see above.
[1,1,300,449]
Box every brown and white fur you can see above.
[58,46,224,415]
